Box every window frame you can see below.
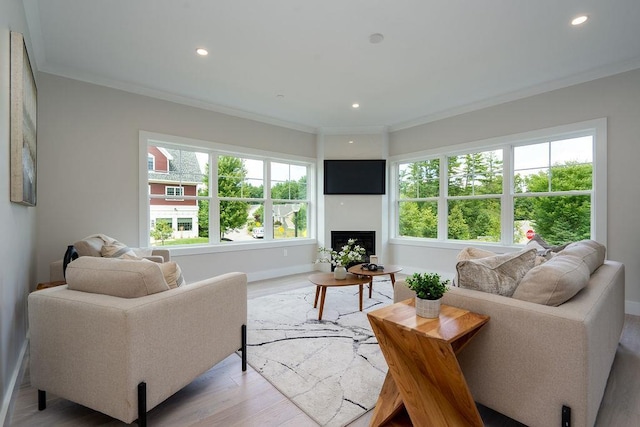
[165,186,184,200]
[389,118,607,250]
[139,131,316,254]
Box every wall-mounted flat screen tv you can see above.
[324,159,386,195]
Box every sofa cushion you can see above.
[559,240,606,274]
[456,246,496,261]
[73,236,105,257]
[512,254,590,306]
[456,248,537,297]
[66,257,170,298]
[159,262,186,289]
[530,234,571,253]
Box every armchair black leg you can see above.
[562,405,571,427]
[241,324,247,372]
[37,390,46,411]
[137,382,147,427]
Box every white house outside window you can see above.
[141,133,313,247]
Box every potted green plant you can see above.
[405,272,450,318]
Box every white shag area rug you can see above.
[246,279,395,426]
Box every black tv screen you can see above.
[324,159,386,195]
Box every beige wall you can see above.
[390,68,640,313]
[0,3,36,424]
[36,74,317,283]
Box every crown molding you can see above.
[37,65,318,135]
[389,57,640,132]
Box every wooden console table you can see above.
[367,300,489,426]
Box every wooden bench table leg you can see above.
[318,286,327,320]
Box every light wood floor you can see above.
[8,273,640,426]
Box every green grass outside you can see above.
[156,237,209,246]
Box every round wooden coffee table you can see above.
[348,263,403,297]
[308,272,371,320]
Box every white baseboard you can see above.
[625,300,640,316]
[0,338,28,426]
[246,264,314,282]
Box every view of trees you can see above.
[399,152,592,245]
[197,156,308,240]
[517,162,592,244]
[151,220,173,245]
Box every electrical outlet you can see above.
[283,249,288,256]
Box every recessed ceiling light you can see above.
[369,33,384,44]
[196,48,209,56]
[349,140,354,144]
[571,15,588,26]
[352,103,360,109]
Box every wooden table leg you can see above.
[359,284,363,311]
[369,279,374,298]
[390,273,396,288]
[318,286,327,320]
[314,285,321,308]
[369,372,405,426]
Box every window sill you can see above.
[389,237,523,253]
[157,237,316,256]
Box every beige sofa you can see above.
[29,268,247,425]
[394,260,625,427]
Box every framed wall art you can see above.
[10,31,37,206]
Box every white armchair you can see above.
[29,258,247,425]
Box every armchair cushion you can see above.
[159,261,186,289]
[66,257,170,298]
[73,235,105,257]
[101,242,140,259]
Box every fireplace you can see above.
[331,231,376,264]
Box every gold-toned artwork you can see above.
[10,31,37,206]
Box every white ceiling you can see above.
[24,0,640,133]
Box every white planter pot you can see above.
[415,297,441,318]
[334,266,347,280]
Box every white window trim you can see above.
[164,186,185,200]
[139,131,316,255]
[388,118,607,250]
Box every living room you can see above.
[2,1,640,426]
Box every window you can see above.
[393,119,606,246]
[165,186,184,197]
[447,150,503,242]
[513,136,593,244]
[177,218,193,231]
[141,132,313,247]
[148,154,155,171]
[397,159,439,238]
[271,162,308,239]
